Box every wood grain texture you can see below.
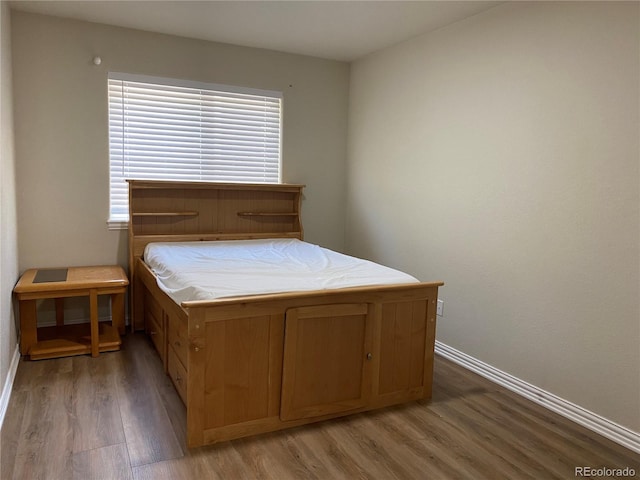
[14,265,129,295]
[0,389,28,480]
[114,337,184,467]
[204,315,272,428]
[72,443,133,480]
[281,304,371,421]
[2,333,638,479]
[11,368,75,479]
[378,300,427,395]
[70,353,126,452]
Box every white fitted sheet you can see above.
[143,238,418,305]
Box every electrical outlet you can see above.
[436,299,444,316]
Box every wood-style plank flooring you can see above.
[2,333,638,479]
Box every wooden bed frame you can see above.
[128,179,444,448]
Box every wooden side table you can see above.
[14,265,129,360]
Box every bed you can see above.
[128,179,444,448]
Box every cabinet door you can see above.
[376,299,430,403]
[203,314,284,429]
[280,303,373,422]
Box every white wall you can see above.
[0,0,19,412]
[11,11,349,274]
[347,2,639,431]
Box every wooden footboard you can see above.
[137,257,442,447]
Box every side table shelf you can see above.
[26,323,122,360]
[14,265,129,360]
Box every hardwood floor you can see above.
[2,333,638,479]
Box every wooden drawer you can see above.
[168,346,187,404]
[144,292,165,363]
[147,312,165,363]
[144,290,163,328]
[167,313,188,368]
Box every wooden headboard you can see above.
[127,179,305,274]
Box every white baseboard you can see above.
[435,340,640,454]
[0,344,20,430]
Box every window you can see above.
[108,73,282,227]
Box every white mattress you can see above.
[143,238,418,305]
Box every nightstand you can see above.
[14,265,129,360]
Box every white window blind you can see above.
[108,73,282,224]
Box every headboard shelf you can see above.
[237,212,300,217]
[132,212,199,217]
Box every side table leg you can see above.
[90,289,99,357]
[19,299,37,356]
[111,292,125,335]
[55,298,65,328]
